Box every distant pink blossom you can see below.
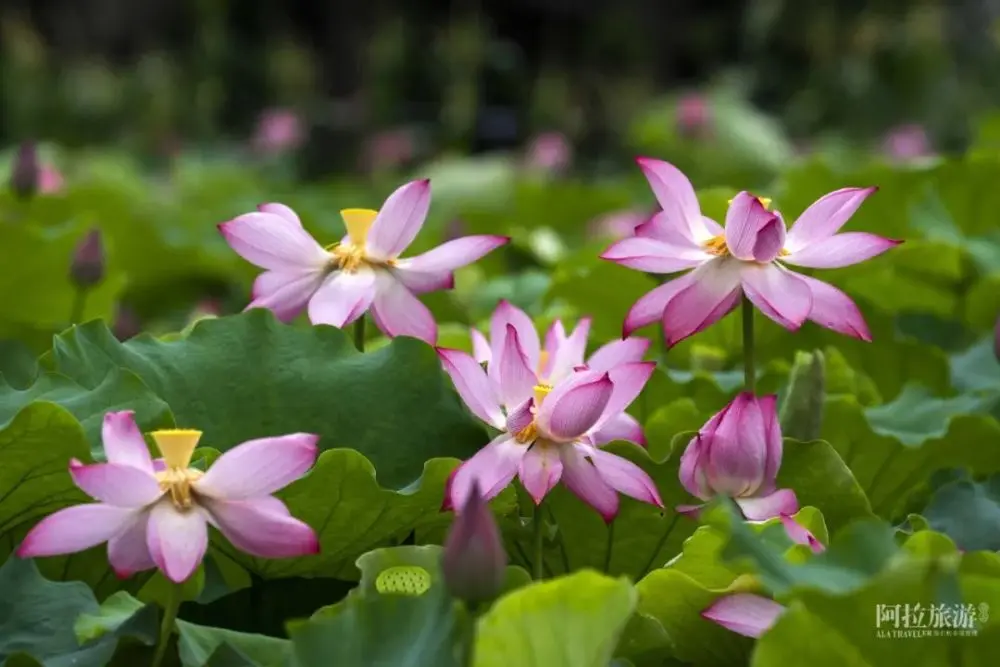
[525,132,572,173]
[601,158,901,346]
[39,164,64,193]
[676,93,711,137]
[17,411,319,583]
[253,108,305,155]
[361,128,416,173]
[587,210,650,241]
[881,124,933,162]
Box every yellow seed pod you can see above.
[374,566,432,596]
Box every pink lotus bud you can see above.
[10,141,40,199]
[112,304,141,341]
[525,132,572,173]
[677,393,798,521]
[442,480,506,605]
[69,229,105,288]
[881,124,933,162]
[676,93,711,137]
[252,108,305,155]
[994,313,1000,362]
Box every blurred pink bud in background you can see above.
[252,108,305,155]
[586,209,649,241]
[676,93,712,137]
[525,132,572,174]
[361,128,416,173]
[881,124,933,162]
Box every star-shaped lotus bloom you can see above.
[218,179,509,344]
[466,301,652,446]
[438,303,662,521]
[677,393,799,521]
[601,158,901,346]
[16,411,319,584]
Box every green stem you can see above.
[353,315,366,352]
[741,296,755,393]
[602,520,615,573]
[532,499,546,581]
[150,581,182,667]
[70,287,88,325]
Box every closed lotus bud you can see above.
[10,140,40,199]
[69,229,105,287]
[994,314,1000,362]
[676,93,711,138]
[441,480,506,605]
[112,304,141,341]
[678,393,798,520]
[779,350,826,441]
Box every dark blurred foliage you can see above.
[2,0,999,175]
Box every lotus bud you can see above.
[10,141,39,199]
[69,229,105,287]
[441,480,506,605]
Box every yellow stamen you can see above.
[514,422,537,444]
[727,196,772,210]
[329,243,367,272]
[340,208,379,245]
[703,234,729,257]
[779,248,790,257]
[150,429,203,470]
[533,383,553,406]
[155,467,204,510]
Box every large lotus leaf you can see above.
[719,504,901,597]
[73,589,292,667]
[864,384,998,446]
[822,396,1000,518]
[668,507,829,590]
[922,472,1000,552]
[634,569,754,667]
[950,337,1000,394]
[751,550,1000,666]
[0,212,126,329]
[0,557,155,667]
[0,339,39,388]
[208,449,514,580]
[472,570,636,667]
[290,573,462,667]
[0,368,174,455]
[40,310,488,489]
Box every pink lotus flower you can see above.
[525,132,572,174]
[702,594,785,638]
[678,393,799,521]
[39,164,64,193]
[439,302,662,521]
[881,124,933,163]
[252,108,305,155]
[601,158,901,346]
[17,411,319,584]
[218,180,509,344]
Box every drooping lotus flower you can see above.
[218,180,508,344]
[438,303,662,521]
[601,158,901,346]
[702,594,785,638]
[17,411,319,583]
[677,393,799,521]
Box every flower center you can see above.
[703,234,729,257]
[150,429,204,511]
[513,383,553,444]
[326,208,397,274]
